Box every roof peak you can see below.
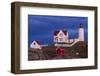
[54,30,67,35]
[33,40,41,44]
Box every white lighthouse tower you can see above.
[66,31,69,43]
[79,24,84,41]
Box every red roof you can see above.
[54,30,67,35]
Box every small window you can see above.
[59,38,63,41]
[33,43,35,45]
[60,33,63,36]
[55,37,58,41]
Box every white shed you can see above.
[30,40,41,49]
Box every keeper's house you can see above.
[54,24,84,47]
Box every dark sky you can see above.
[28,15,88,47]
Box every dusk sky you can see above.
[28,15,88,47]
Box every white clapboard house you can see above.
[54,24,84,46]
[30,40,42,49]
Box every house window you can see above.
[59,38,63,41]
[59,33,63,36]
[55,37,58,41]
[34,43,35,45]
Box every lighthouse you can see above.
[79,24,84,41]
